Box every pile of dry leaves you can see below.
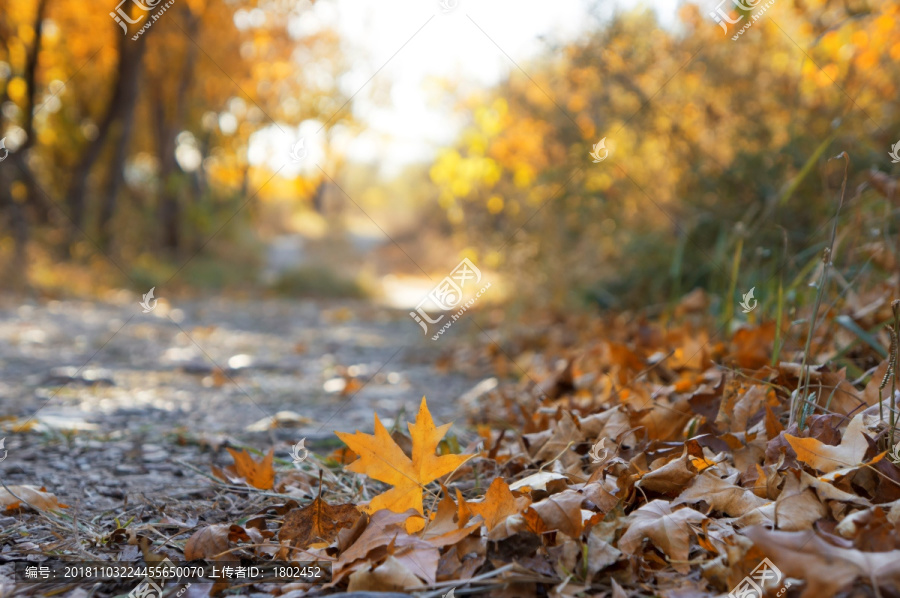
[142,287,900,597]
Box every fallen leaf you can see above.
[346,555,425,592]
[184,524,260,561]
[331,509,436,587]
[773,470,827,530]
[585,528,622,577]
[744,526,900,598]
[785,412,869,473]
[674,471,770,517]
[245,410,315,432]
[462,478,523,532]
[279,490,361,549]
[529,489,590,538]
[730,324,775,370]
[335,397,468,532]
[421,492,481,548]
[637,448,698,494]
[617,500,706,573]
[212,448,275,490]
[0,485,67,511]
[509,471,568,492]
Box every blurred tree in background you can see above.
[0,0,342,290]
[1,0,899,313]
[430,0,900,312]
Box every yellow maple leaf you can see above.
[335,397,468,532]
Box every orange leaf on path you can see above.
[212,448,275,490]
[335,397,468,532]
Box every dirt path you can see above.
[0,296,491,580]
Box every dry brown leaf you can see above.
[585,529,622,577]
[637,448,698,494]
[617,500,706,573]
[532,411,583,464]
[674,471,770,517]
[0,485,67,511]
[279,491,361,549]
[798,470,871,507]
[184,524,257,561]
[611,578,628,598]
[729,324,775,370]
[332,509,437,588]
[335,509,421,567]
[744,526,900,598]
[346,555,425,592]
[730,385,768,433]
[529,489,589,538]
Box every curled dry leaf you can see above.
[346,555,424,592]
[617,500,706,573]
[637,448,699,494]
[529,489,595,538]
[674,471,770,517]
[331,509,437,588]
[0,485,67,511]
[585,529,622,577]
[184,523,259,561]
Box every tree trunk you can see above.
[63,13,146,252]
[0,0,49,291]
[98,40,147,251]
[154,7,200,255]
